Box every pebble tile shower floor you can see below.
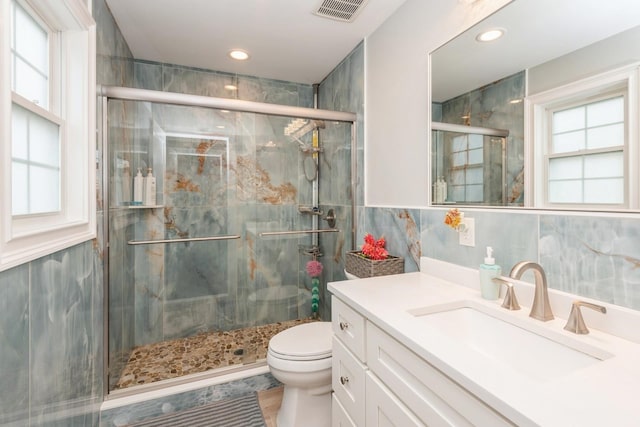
[114,318,316,390]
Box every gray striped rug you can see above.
[126,393,266,427]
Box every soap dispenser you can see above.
[479,246,501,300]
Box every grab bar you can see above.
[128,234,241,245]
[259,229,340,237]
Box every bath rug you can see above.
[126,392,266,427]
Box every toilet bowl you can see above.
[267,321,333,427]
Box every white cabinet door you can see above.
[366,372,425,427]
[332,394,357,427]
[332,337,366,426]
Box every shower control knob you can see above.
[340,376,349,385]
[323,208,336,228]
[339,321,349,331]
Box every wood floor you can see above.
[258,386,283,427]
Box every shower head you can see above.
[284,119,326,152]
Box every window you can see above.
[0,0,96,271]
[10,0,62,216]
[548,95,625,205]
[448,133,484,202]
[528,64,639,210]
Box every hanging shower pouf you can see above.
[306,260,323,318]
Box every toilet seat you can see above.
[268,322,332,361]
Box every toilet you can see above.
[267,321,333,427]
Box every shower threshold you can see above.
[110,318,317,393]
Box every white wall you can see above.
[529,25,640,95]
[364,0,512,207]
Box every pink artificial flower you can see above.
[361,233,389,260]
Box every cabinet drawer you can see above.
[332,337,366,427]
[332,394,356,427]
[332,297,366,362]
[366,372,425,427]
[366,323,515,427]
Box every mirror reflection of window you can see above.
[529,65,636,210]
[449,134,484,203]
[548,95,625,205]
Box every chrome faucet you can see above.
[509,261,554,321]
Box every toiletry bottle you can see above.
[441,176,447,202]
[133,168,144,205]
[114,159,122,206]
[143,168,156,206]
[122,160,131,204]
[479,246,501,300]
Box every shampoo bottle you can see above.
[143,168,156,206]
[479,246,501,300]
[122,160,131,204]
[441,177,447,202]
[133,168,144,205]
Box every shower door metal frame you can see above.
[99,85,358,398]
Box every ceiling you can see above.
[105,0,407,85]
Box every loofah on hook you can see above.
[306,260,323,278]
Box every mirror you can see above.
[430,0,640,208]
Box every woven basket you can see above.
[345,251,404,278]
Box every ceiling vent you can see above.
[314,0,370,23]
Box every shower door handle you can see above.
[127,234,240,245]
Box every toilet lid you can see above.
[268,322,332,360]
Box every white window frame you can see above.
[0,0,96,271]
[525,64,639,210]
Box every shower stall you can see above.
[431,121,509,206]
[99,86,356,395]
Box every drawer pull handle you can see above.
[339,322,349,330]
[340,376,349,385]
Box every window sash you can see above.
[10,0,52,110]
[544,90,628,207]
[11,95,63,216]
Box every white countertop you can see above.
[328,259,640,426]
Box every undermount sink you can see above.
[408,301,613,381]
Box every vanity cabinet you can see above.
[332,296,515,427]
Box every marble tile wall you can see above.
[362,205,640,313]
[0,242,104,427]
[317,43,362,320]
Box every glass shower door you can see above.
[105,96,354,392]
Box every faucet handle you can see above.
[492,277,521,311]
[563,300,607,334]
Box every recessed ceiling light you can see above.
[228,49,249,61]
[224,84,238,91]
[509,98,523,104]
[216,125,225,129]
[476,28,505,43]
